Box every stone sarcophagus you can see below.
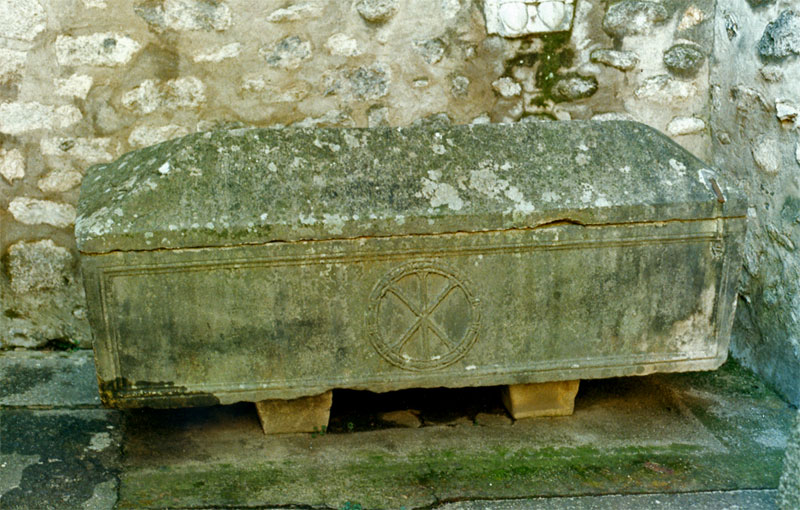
[76,121,745,418]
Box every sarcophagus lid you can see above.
[76,121,746,408]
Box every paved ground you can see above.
[0,350,796,509]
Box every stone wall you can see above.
[4,0,776,392]
[711,0,800,405]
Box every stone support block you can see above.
[502,380,580,419]
[255,391,333,434]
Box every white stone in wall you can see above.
[0,147,24,183]
[8,197,76,228]
[121,77,205,113]
[451,75,470,96]
[634,75,697,103]
[677,6,705,31]
[752,135,781,175]
[356,0,398,22]
[484,0,575,36]
[128,125,190,148]
[7,239,73,294]
[667,116,706,136]
[492,77,521,97]
[54,74,94,99]
[41,137,113,164]
[121,80,160,113]
[325,34,361,57]
[788,136,800,166]
[592,112,634,121]
[0,0,46,41]
[55,33,142,66]
[267,3,322,22]
[261,36,312,69]
[776,99,799,129]
[166,77,205,108]
[590,49,639,71]
[167,0,231,30]
[81,0,106,8]
[0,102,81,134]
[38,169,83,193]
[193,43,242,63]
[760,65,784,83]
[440,0,461,19]
[0,48,26,83]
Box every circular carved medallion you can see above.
[368,261,480,371]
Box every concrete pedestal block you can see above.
[255,391,332,434]
[503,380,580,419]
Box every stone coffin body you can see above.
[76,122,746,408]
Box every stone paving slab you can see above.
[439,489,779,510]
[118,362,795,509]
[0,350,100,407]
[0,408,121,510]
[0,350,795,510]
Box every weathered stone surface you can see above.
[602,1,668,39]
[54,74,93,99]
[758,10,800,60]
[552,75,598,101]
[54,33,141,66]
[0,102,81,135]
[635,75,697,102]
[0,48,26,83]
[128,124,190,148]
[413,38,446,64]
[677,6,706,31]
[260,36,311,69]
[379,410,422,428]
[367,104,389,127]
[1,240,90,349]
[8,198,76,228]
[40,137,113,164]
[37,169,83,193]
[134,0,231,32]
[121,77,205,113]
[0,0,46,41]
[356,0,398,22]
[7,240,72,294]
[192,42,241,62]
[590,49,639,71]
[266,2,322,22]
[325,33,361,56]
[502,380,580,418]
[474,412,512,426]
[492,76,521,97]
[752,135,781,174]
[255,391,332,434]
[664,44,706,77]
[0,148,25,183]
[0,409,120,510]
[451,75,470,96]
[667,116,706,136]
[775,99,799,128]
[77,122,745,408]
[0,350,101,407]
[779,411,800,510]
[346,63,390,99]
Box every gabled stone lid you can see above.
[76,121,745,254]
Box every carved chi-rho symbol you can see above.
[369,262,480,371]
